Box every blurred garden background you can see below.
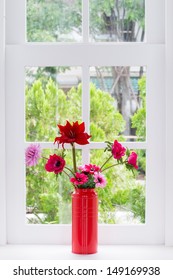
[25,0,146,225]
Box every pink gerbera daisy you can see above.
[94,173,107,188]
[70,172,88,185]
[25,144,41,167]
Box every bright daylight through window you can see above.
[25,0,146,226]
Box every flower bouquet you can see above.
[26,120,138,254]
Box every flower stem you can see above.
[100,155,113,171]
[101,163,119,172]
[101,161,126,172]
[63,170,71,179]
[42,156,48,160]
[64,166,75,176]
[72,143,77,173]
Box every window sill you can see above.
[0,245,173,260]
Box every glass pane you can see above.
[90,149,146,224]
[26,149,82,224]
[25,66,82,142]
[27,0,82,42]
[89,0,145,42]
[90,66,146,142]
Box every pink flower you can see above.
[70,172,88,185]
[112,140,126,160]
[94,173,107,188]
[45,154,66,174]
[128,152,138,169]
[78,164,101,174]
[25,144,41,166]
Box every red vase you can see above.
[72,188,98,254]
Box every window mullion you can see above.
[146,0,165,43]
[82,65,90,132]
[6,0,26,44]
[89,142,147,150]
[82,65,90,164]
[82,0,89,43]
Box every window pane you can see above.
[90,66,146,142]
[90,149,146,224]
[26,147,145,225]
[89,0,145,42]
[25,66,82,142]
[26,149,82,224]
[27,0,82,42]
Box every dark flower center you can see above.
[55,161,61,167]
[69,130,75,138]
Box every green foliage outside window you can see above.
[27,0,82,42]
[131,76,146,172]
[26,0,146,224]
[26,78,146,224]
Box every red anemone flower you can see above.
[45,154,66,174]
[128,152,138,169]
[112,140,126,160]
[54,121,91,147]
[78,164,101,174]
[70,172,88,185]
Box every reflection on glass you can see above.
[90,66,146,142]
[25,66,82,142]
[90,149,146,224]
[90,0,145,42]
[26,149,82,224]
[27,0,82,42]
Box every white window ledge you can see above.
[0,245,173,260]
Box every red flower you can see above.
[70,172,88,185]
[54,121,91,147]
[128,152,138,169]
[112,140,126,160]
[78,164,101,174]
[45,154,66,174]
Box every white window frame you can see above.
[0,0,171,245]
[0,0,6,245]
[165,0,173,246]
